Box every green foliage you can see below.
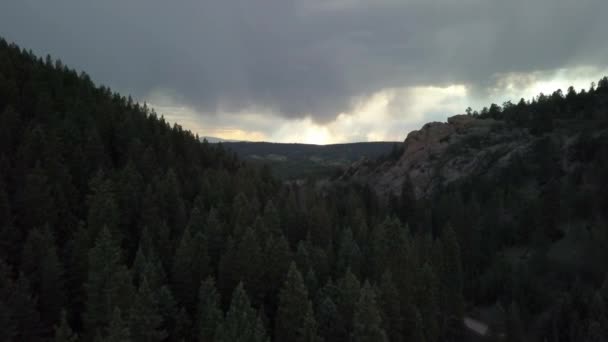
[352,282,387,342]
[275,263,320,342]
[6,273,44,341]
[263,200,281,237]
[171,227,210,313]
[223,141,396,180]
[336,227,362,276]
[235,227,264,303]
[316,287,342,341]
[3,37,608,341]
[262,233,292,298]
[216,283,269,342]
[84,227,134,338]
[21,227,65,330]
[439,224,465,336]
[86,174,119,242]
[337,268,361,338]
[377,271,403,342]
[129,276,166,342]
[102,308,131,342]
[417,263,440,342]
[197,277,222,342]
[54,310,78,342]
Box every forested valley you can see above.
[2,38,608,342]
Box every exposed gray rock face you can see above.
[342,115,534,199]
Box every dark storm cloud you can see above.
[2,0,607,123]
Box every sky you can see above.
[2,0,608,144]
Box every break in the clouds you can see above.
[2,0,608,143]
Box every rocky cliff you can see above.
[342,114,536,199]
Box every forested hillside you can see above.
[0,38,466,342]
[344,78,608,340]
[221,141,398,180]
[2,37,608,342]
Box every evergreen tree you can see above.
[275,263,320,342]
[440,224,465,337]
[9,273,44,341]
[337,268,361,339]
[205,208,225,267]
[299,301,322,342]
[115,161,144,252]
[336,227,362,277]
[102,308,131,342]
[86,174,119,242]
[218,237,238,300]
[262,233,292,299]
[378,271,403,342]
[54,310,78,342]
[309,204,332,250]
[411,308,426,342]
[155,285,178,340]
[158,169,187,238]
[398,174,417,225]
[352,282,387,342]
[417,263,439,342]
[16,163,56,231]
[234,227,264,304]
[384,218,411,291]
[253,216,270,249]
[369,221,388,281]
[0,178,16,263]
[305,268,319,297]
[232,193,255,233]
[216,283,269,342]
[187,205,206,235]
[263,200,281,237]
[316,292,343,342]
[172,307,193,342]
[129,276,166,342]
[589,291,608,333]
[171,227,210,313]
[138,187,170,267]
[65,223,90,329]
[84,227,134,337]
[197,277,222,342]
[21,226,66,330]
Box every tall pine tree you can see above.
[215,283,269,342]
[129,276,166,342]
[54,310,78,342]
[352,282,387,342]
[197,277,222,342]
[171,227,210,314]
[84,227,134,338]
[275,262,320,342]
[440,224,465,337]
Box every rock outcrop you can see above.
[342,115,534,199]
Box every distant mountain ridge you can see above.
[200,136,241,143]
[221,141,399,179]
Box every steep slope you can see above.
[343,115,530,198]
[4,36,608,342]
[342,85,608,340]
[0,37,474,342]
[344,110,608,202]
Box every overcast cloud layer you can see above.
[2,0,608,143]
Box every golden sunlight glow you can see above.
[147,66,608,144]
